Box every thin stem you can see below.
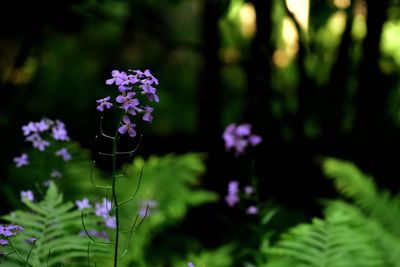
[111,112,124,267]
[7,239,33,267]
[100,116,115,139]
[90,161,112,189]
[118,165,143,205]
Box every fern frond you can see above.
[2,182,111,266]
[265,206,384,267]
[322,158,400,237]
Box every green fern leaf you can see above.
[265,208,384,267]
[2,182,111,266]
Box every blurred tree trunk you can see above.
[321,6,354,144]
[198,0,223,150]
[352,0,396,187]
[244,0,272,127]
[354,0,389,137]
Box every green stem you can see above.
[112,112,125,267]
[8,239,33,267]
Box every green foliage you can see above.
[173,245,234,267]
[2,183,110,267]
[6,141,106,206]
[265,208,383,267]
[104,153,218,266]
[261,158,400,267]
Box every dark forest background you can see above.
[1,0,400,252]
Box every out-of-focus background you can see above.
[1,0,400,265]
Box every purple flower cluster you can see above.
[75,198,116,229]
[95,198,116,229]
[97,69,159,138]
[21,190,34,202]
[225,181,240,207]
[223,123,262,156]
[14,119,71,169]
[224,181,258,215]
[0,225,24,246]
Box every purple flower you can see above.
[7,225,23,232]
[140,83,159,102]
[0,240,8,246]
[118,116,137,137]
[225,181,240,207]
[187,262,196,267]
[0,227,13,237]
[244,185,255,195]
[116,92,140,111]
[249,135,262,146]
[26,133,50,151]
[21,190,34,202]
[223,123,262,156]
[55,148,71,161]
[14,153,29,168]
[117,85,132,93]
[96,96,113,112]
[106,70,129,86]
[22,122,38,136]
[0,225,24,238]
[228,181,239,193]
[143,69,159,85]
[105,217,116,229]
[52,120,69,141]
[25,237,37,244]
[225,193,240,207]
[35,120,50,132]
[95,198,111,218]
[142,106,154,122]
[76,198,92,210]
[246,205,258,215]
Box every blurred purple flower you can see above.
[35,120,50,132]
[22,122,37,136]
[187,262,196,267]
[105,217,116,229]
[225,181,240,207]
[14,153,29,168]
[52,120,69,141]
[76,198,92,210]
[25,237,37,244]
[26,133,50,151]
[246,205,258,215]
[0,240,8,246]
[21,190,34,202]
[55,148,71,161]
[223,123,262,156]
[244,185,256,195]
[95,198,111,218]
